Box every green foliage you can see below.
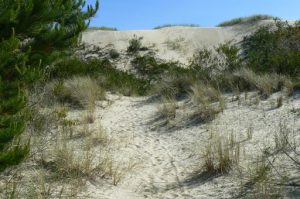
[131,55,193,97]
[131,55,170,78]
[217,15,277,27]
[50,58,150,96]
[242,20,300,76]
[0,0,98,171]
[216,42,241,71]
[153,24,200,29]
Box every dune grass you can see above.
[154,24,200,29]
[217,15,277,27]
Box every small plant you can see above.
[83,110,96,124]
[127,35,143,54]
[109,49,120,59]
[202,133,240,174]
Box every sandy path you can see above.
[91,95,242,199]
[99,96,189,199]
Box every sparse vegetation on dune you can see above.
[154,24,200,29]
[88,26,118,31]
[217,14,278,27]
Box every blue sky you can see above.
[86,0,300,30]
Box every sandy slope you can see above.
[81,21,272,64]
[80,93,300,199]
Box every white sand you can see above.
[77,93,300,198]
[81,22,268,65]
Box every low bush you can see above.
[127,35,143,54]
[154,73,194,99]
[242,20,300,77]
[131,55,185,79]
[109,49,120,59]
[131,55,169,78]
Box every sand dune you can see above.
[81,21,274,64]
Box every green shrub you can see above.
[242,20,300,76]
[131,55,171,79]
[216,42,241,71]
[218,15,277,27]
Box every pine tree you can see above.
[0,0,98,171]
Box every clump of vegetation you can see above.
[242,20,300,76]
[88,26,118,31]
[50,58,150,96]
[189,83,224,123]
[154,71,194,99]
[47,76,105,110]
[131,55,173,78]
[154,24,200,29]
[189,42,241,78]
[109,49,120,59]
[202,132,240,174]
[234,68,293,98]
[157,97,177,121]
[217,14,277,27]
[127,35,145,54]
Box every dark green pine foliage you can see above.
[0,0,98,171]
